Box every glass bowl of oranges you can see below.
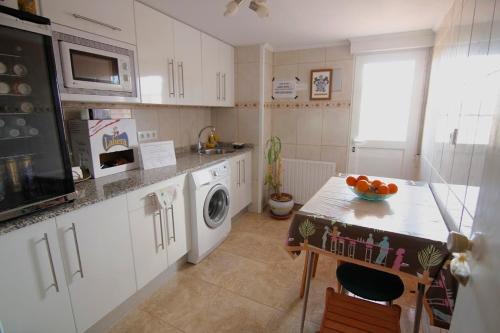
[345,175,398,201]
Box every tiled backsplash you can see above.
[62,103,212,158]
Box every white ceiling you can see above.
[139,0,453,50]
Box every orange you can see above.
[346,176,357,186]
[357,175,369,182]
[356,180,370,193]
[377,185,389,194]
[388,183,398,194]
[371,179,383,188]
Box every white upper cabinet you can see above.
[202,33,235,107]
[134,2,203,106]
[202,33,220,106]
[173,20,203,106]
[134,1,176,105]
[40,0,136,44]
[220,42,235,106]
[56,196,136,333]
[0,220,76,333]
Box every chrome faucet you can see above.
[197,125,216,153]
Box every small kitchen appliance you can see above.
[69,119,139,178]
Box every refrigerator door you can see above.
[0,10,75,221]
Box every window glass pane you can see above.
[358,59,416,141]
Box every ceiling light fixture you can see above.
[224,0,245,17]
[223,0,270,18]
[249,0,269,18]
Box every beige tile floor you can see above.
[110,211,447,333]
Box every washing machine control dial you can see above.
[212,170,219,177]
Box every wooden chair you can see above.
[319,287,402,333]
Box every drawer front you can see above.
[40,0,136,44]
[126,174,186,212]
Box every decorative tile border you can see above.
[266,100,351,109]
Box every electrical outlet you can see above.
[137,130,158,142]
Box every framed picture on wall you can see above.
[310,69,332,100]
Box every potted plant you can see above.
[265,136,294,218]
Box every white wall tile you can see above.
[321,108,350,146]
[237,62,260,102]
[273,64,299,81]
[296,145,321,160]
[212,108,238,142]
[296,109,323,145]
[157,108,180,144]
[271,109,297,144]
[320,146,348,172]
[237,108,260,145]
[132,109,159,133]
[280,144,297,158]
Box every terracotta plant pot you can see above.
[269,192,294,217]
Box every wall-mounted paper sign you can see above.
[139,140,176,170]
[273,80,297,99]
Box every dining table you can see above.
[284,176,457,333]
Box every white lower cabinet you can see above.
[127,174,189,289]
[0,219,76,333]
[56,195,136,333]
[230,152,252,217]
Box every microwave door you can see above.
[59,41,132,92]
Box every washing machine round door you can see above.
[203,184,230,229]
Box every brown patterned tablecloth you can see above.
[285,176,457,329]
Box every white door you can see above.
[166,176,189,264]
[128,204,168,289]
[134,1,176,105]
[0,220,76,333]
[220,42,235,106]
[348,49,429,180]
[56,196,136,333]
[202,33,220,106]
[174,20,203,106]
[229,156,241,218]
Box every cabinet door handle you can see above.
[222,73,226,101]
[70,223,84,279]
[241,160,247,184]
[168,204,176,242]
[43,233,60,292]
[168,59,175,97]
[216,72,220,101]
[157,209,165,250]
[237,160,241,187]
[71,13,122,31]
[177,62,185,98]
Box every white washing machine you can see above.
[188,161,231,263]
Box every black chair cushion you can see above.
[336,263,405,302]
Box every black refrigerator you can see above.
[0,6,75,221]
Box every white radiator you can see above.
[281,158,337,205]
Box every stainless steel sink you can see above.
[199,148,235,155]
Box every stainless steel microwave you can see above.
[52,30,138,102]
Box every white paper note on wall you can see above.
[140,141,176,170]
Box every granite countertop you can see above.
[0,147,252,236]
